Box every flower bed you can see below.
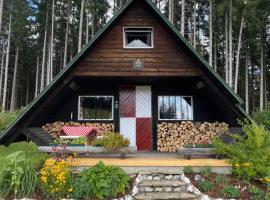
[185,171,269,199]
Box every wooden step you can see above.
[135,192,198,200]
[140,180,187,187]
[23,127,53,146]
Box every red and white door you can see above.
[119,86,152,150]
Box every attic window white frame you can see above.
[123,27,154,49]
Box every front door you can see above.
[119,85,152,150]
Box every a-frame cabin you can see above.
[0,0,250,150]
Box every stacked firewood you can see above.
[157,121,228,152]
[42,121,115,138]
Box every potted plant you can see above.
[49,139,61,146]
[65,137,86,147]
[178,140,221,159]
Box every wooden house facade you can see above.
[0,0,250,150]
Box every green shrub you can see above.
[215,174,228,185]
[198,180,214,193]
[92,132,130,151]
[0,109,23,135]
[249,186,265,200]
[183,165,193,174]
[0,151,38,199]
[71,161,130,200]
[252,104,270,131]
[200,166,212,177]
[221,184,240,199]
[213,122,270,181]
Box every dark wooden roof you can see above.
[0,0,251,145]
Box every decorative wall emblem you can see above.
[132,58,144,70]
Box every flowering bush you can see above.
[213,122,270,181]
[40,159,72,199]
[92,132,130,151]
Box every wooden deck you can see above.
[68,153,230,167]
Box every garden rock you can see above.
[195,174,202,181]
[145,187,154,192]
[155,187,163,192]
[164,175,173,180]
[164,187,172,192]
[173,175,181,180]
[153,176,161,181]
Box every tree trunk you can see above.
[228,0,233,87]
[2,14,12,111]
[193,3,197,48]
[10,46,19,111]
[50,0,55,81]
[63,3,70,68]
[0,0,3,35]
[0,46,4,101]
[168,0,174,24]
[245,50,249,113]
[40,8,48,91]
[78,0,85,52]
[225,10,229,83]
[181,0,185,35]
[234,16,244,93]
[46,35,51,86]
[35,56,40,98]
[209,0,213,66]
[26,76,29,105]
[86,8,89,43]
[91,15,95,38]
[260,36,264,111]
[214,37,217,71]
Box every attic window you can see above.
[124,27,153,48]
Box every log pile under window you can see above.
[157,121,228,152]
[42,121,114,138]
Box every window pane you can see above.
[183,97,192,120]
[158,96,193,120]
[80,97,96,119]
[158,96,164,119]
[124,28,153,48]
[176,96,182,119]
[96,97,104,119]
[79,96,113,120]
[169,96,176,119]
[106,97,113,119]
[163,96,170,119]
[181,97,188,120]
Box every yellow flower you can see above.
[234,163,240,167]
[68,188,73,192]
[264,177,270,183]
[40,175,47,183]
[243,162,251,167]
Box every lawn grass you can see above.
[0,142,48,169]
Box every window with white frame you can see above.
[78,96,113,120]
[124,27,153,48]
[158,96,193,120]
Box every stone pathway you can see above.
[133,173,199,200]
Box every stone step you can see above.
[134,192,198,200]
[140,180,186,187]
